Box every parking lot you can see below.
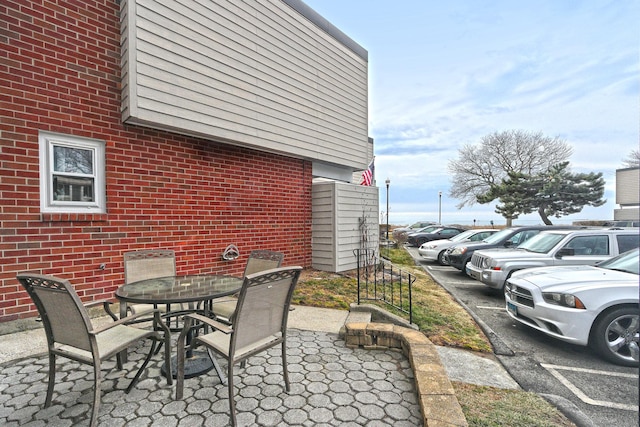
[407,246,639,427]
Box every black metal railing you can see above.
[354,249,415,324]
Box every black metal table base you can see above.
[161,351,214,379]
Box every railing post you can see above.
[355,249,361,305]
[408,272,414,324]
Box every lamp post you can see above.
[438,191,442,224]
[385,178,390,241]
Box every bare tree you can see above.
[448,130,573,224]
[622,149,640,168]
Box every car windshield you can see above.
[596,248,639,275]
[482,228,513,244]
[517,233,566,253]
[415,226,440,233]
[450,230,477,242]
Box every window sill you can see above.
[41,213,108,222]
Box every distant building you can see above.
[615,167,640,221]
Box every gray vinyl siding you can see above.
[312,181,379,272]
[311,184,336,271]
[120,0,369,170]
[352,137,375,184]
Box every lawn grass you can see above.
[293,248,492,352]
[454,382,577,427]
[293,246,577,427]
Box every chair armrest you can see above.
[186,313,233,334]
[91,309,162,335]
[209,298,236,304]
[83,299,118,321]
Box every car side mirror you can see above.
[504,241,514,247]
[556,248,575,258]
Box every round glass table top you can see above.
[115,274,243,304]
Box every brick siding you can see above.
[0,0,313,321]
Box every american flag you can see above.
[360,158,374,186]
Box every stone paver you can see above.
[0,329,422,426]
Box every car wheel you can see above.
[591,306,639,367]
[437,251,447,265]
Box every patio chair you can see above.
[123,249,177,318]
[209,250,284,323]
[16,273,170,427]
[175,266,302,426]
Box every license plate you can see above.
[507,302,518,316]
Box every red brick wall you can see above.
[0,0,313,321]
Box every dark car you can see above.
[406,226,467,247]
[443,225,584,273]
[392,220,437,240]
[394,224,440,243]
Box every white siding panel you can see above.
[121,0,369,169]
[312,181,336,271]
[312,181,378,272]
[616,168,640,206]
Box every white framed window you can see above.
[39,131,106,213]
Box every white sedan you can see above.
[418,228,498,265]
[505,248,639,366]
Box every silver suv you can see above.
[467,228,640,291]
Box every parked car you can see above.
[396,224,442,243]
[504,248,640,366]
[444,225,583,274]
[605,220,640,228]
[406,226,467,247]
[467,228,640,291]
[392,221,436,240]
[418,228,499,265]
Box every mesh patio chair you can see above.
[16,273,171,427]
[175,266,302,426]
[123,249,177,317]
[209,250,284,323]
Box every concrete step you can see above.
[345,311,372,324]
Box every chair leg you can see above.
[175,317,192,400]
[90,360,102,427]
[126,339,156,393]
[45,352,56,407]
[115,352,124,371]
[206,347,226,385]
[156,317,173,386]
[228,361,237,427]
[282,340,290,392]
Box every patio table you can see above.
[115,274,243,378]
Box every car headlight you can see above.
[542,292,586,309]
[482,258,493,269]
[422,244,436,250]
[450,247,467,256]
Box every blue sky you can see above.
[302,0,639,226]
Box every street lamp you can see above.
[385,178,390,241]
[438,191,442,224]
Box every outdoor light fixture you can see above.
[438,191,442,224]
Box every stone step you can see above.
[345,310,372,325]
